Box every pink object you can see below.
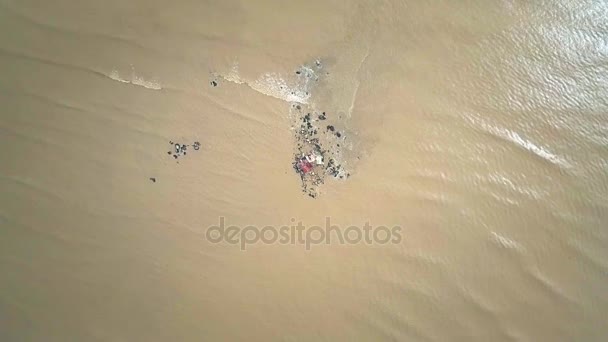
[297,159,314,174]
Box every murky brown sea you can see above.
[1,0,607,341]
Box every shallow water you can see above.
[1,0,607,341]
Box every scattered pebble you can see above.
[167,140,201,161]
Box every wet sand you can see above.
[1,0,607,341]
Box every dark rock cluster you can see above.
[289,61,350,198]
[291,107,351,198]
[167,140,201,162]
[202,58,352,198]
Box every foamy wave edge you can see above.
[108,70,162,90]
[216,63,312,104]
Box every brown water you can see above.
[1,0,607,341]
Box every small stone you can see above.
[210,80,218,87]
[149,177,156,183]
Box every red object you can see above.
[297,159,314,174]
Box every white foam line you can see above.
[490,231,524,251]
[347,48,370,118]
[469,115,571,168]
[108,70,162,90]
[222,63,245,85]
[500,128,570,168]
[216,62,311,104]
[252,72,311,104]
